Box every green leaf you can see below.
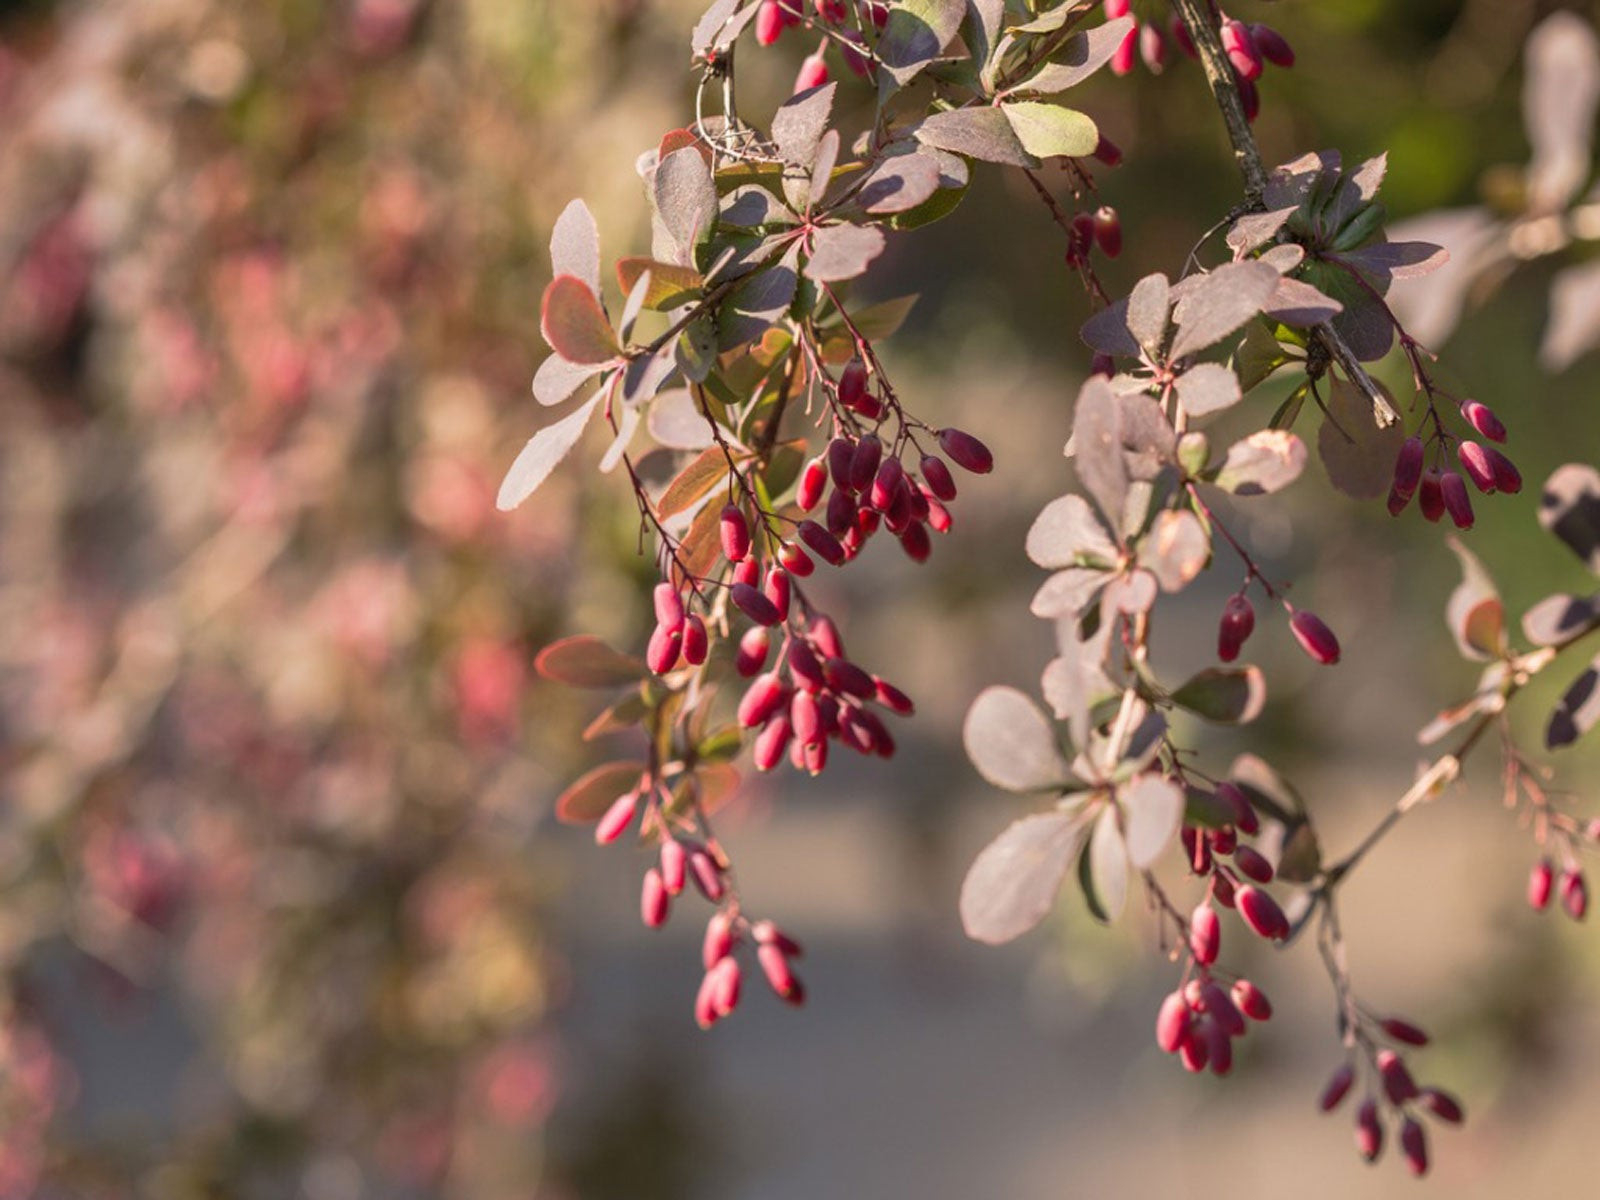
[915,107,1038,167]
[1170,667,1267,725]
[1001,101,1098,159]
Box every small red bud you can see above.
[1156,991,1191,1053]
[720,504,752,562]
[1377,1049,1419,1104]
[798,457,828,512]
[708,955,742,1016]
[1288,609,1341,666]
[1529,858,1554,910]
[1251,23,1295,68]
[1418,467,1446,522]
[938,428,993,474]
[1231,979,1272,1021]
[1356,1098,1384,1162]
[1320,1063,1356,1112]
[738,673,789,728]
[647,622,684,674]
[1190,904,1221,966]
[1458,441,1497,493]
[736,626,771,677]
[1218,593,1255,662]
[758,942,804,1002]
[1461,399,1505,442]
[1232,844,1274,884]
[731,582,782,627]
[1418,1088,1464,1125]
[793,51,829,95]
[1222,20,1263,80]
[690,851,726,903]
[596,790,639,845]
[920,454,957,502]
[1092,134,1123,167]
[702,911,734,968]
[1211,871,1237,908]
[1400,1117,1429,1177]
[1236,884,1288,941]
[641,868,670,928]
[653,582,686,634]
[660,839,688,895]
[1379,1017,1430,1047]
[1561,869,1588,920]
[1441,470,1475,529]
[763,567,792,622]
[753,714,792,771]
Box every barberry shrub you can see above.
[508,0,1600,1175]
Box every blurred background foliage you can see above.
[0,0,1596,1197]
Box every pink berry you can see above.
[1215,782,1260,834]
[755,0,784,46]
[810,615,845,659]
[1155,991,1190,1053]
[788,639,826,691]
[1289,609,1341,666]
[646,622,683,674]
[1356,1098,1384,1162]
[938,428,993,474]
[793,51,829,95]
[681,614,709,666]
[1461,400,1505,443]
[737,673,789,728]
[1139,21,1167,73]
[660,839,688,895]
[1392,436,1425,501]
[1561,869,1588,920]
[641,868,670,927]
[1484,446,1522,494]
[757,941,804,1003]
[733,554,760,587]
[1458,441,1496,493]
[826,485,858,537]
[873,677,914,716]
[791,689,822,746]
[1400,1117,1429,1177]
[824,657,875,699]
[1222,20,1263,80]
[1110,25,1137,75]
[1231,978,1272,1021]
[798,457,828,512]
[1440,470,1475,529]
[1529,858,1554,911]
[780,542,815,577]
[1190,904,1221,966]
[702,910,734,968]
[690,850,726,902]
[731,581,782,627]
[708,955,742,1016]
[1198,981,1245,1037]
[1418,467,1446,522]
[763,566,792,622]
[736,626,771,677]
[1218,593,1255,662]
[596,790,639,846]
[1237,884,1288,940]
[1103,0,1131,17]
[754,714,792,771]
[1251,23,1295,68]
[869,457,904,512]
[720,503,752,561]
[1320,1063,1355,1112]
[1178,1026,1209,1073]
[653,582,685,634]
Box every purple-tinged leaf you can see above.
[1445,537,1505,662]
[1263,277,1343,327]
[804,222,887,282]
[1102,568,1157,616]
[850,152,942,214]
[618,269,651,344]
[771,82,837,167]
[1317,376,1406,500]
[1126,272,1171,358]
[1030,567,1110,619]
[620,346,677,404]
[1080,298,1139,356]
[1524,13,1600,215]
[532,353,605,407]
[496,394,603,511]
[1138,510,1209,592]
[1227,207,1297,256]
[722,186,800,229]
[1540,259,1600,373]
[1304,263,1396,362]
[1084,807,1128,922]
[1263,150,1342,211]
[1001,101,1099,159]
[1071,376,1128,528]
[1176,362,1241,419]
[676,314,719,382]
[1337,241,1450,282]
[1027,493,1120,568]
[691,0,759,57]
[1540,464,1600,574]
[1215,430,1307,496]
[1351,153,1388,204]
[648,388,715,451]
[1548,653,1600,749]
[719,249,800,349]
[915,107,1038,168]
[879,0,967,89]
[1522,592,1600,648]
[556,760,648,823]
[807,128,842,212]
[541,275,621,365]
[1119,395,1175,479]
[964,686,1072,793]
[536,635,647,688]
[1011,17,1135,94]
[1121,774,1183,868]
[654,147,718,264]
[960,808,1091,944]
[1170,667,1266,725]
[551,199,601,297]
[1168,261,1281,361]
[1259,244,1306,274]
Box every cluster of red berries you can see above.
[1387,400,1520,531]
[1318,1018,1462,1177]
[735,610,913,774]
[1155,971,1274,1076]
[1528,856,1589,920]
[1214,591,1342,668]
[1104,1,1294,120]
[696,912,806,1029]
[1065,206,1122,269]
[753,1,888,93]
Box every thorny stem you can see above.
[1165,0,1399,426]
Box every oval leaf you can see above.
[541,275,620,365]
[1214,430,1307,496]
[1540,464,1600,574]
[1001,101,1098,160]
[556,760,646,823]
[1317,376,1406,500]
[1169,667,1266,725]
[963,686,1072,793]
[1120,774,1183,868]
[496,394,602,511]
[536,635,647,687]
[551,198,601,297]
[960,809,1090,944]
[1027,494,1119,568]
[657,445,731,519]
[1548,654,1600,749]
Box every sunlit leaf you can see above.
[1168,261,1280,361]
[657,445,730,518]
[536,635,648,687]
[804,222,887,282]
[1214,430,1307,496]
[1121,774,1183,868]
[1071,376,1128,527]
[1011,17,1134,94]
[1026,493,1119,568]
[1523,12,1600,214]
[532,354,605,407]
[1539,464,1600,573]
[915,106,1038,167]
[1522,592,1600,647]
[879,0,967,89]
[1083,806,1127,922]
[540,275,621,365]
[964,686,1072,793]
[496,394,603,510]
[959,808,1090,944]
[1445,537,1505,661]
[1175,362,1241,419]
[555,760,646,823]
[1001,101,1098,159]
[654,146,719,263]
[551,198,601,296]
[772,81,837,166]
